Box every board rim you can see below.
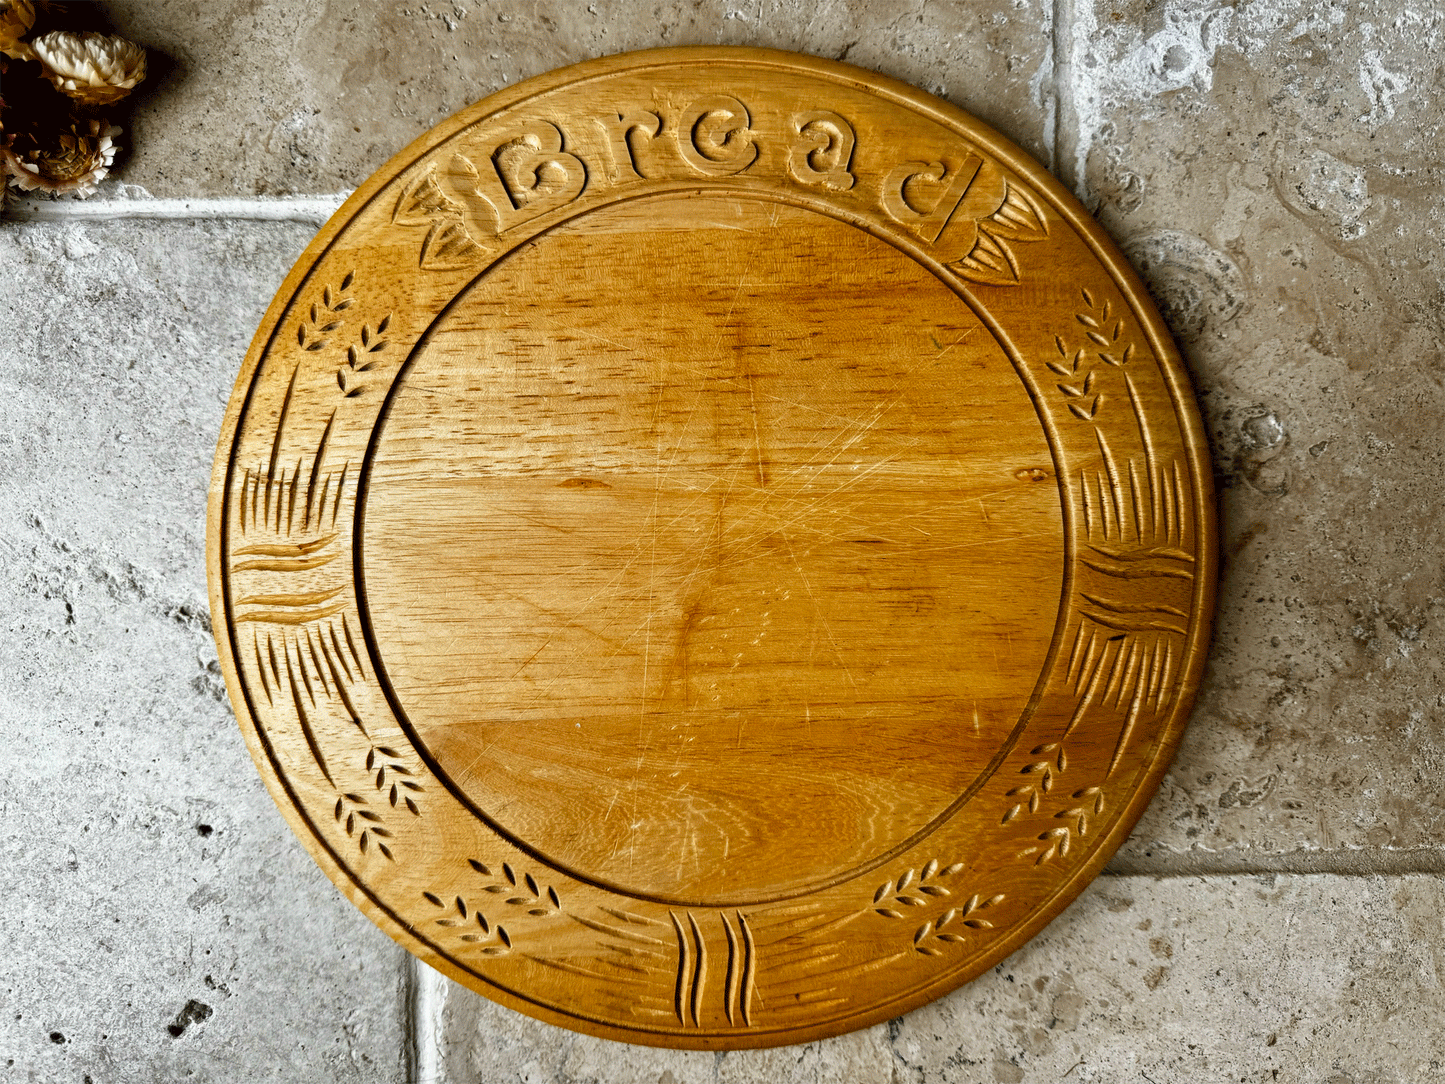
[207,44,1218,1049]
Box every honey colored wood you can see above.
[207,47,1216,1049]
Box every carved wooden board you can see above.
[207,47,1216,1048]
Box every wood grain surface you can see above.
[207,47,1216,1048]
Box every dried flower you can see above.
[0,0,35,60]
[31,31,146,106]
[4,117,120,197]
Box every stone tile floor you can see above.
[3,1,1444,1081]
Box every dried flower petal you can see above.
[4,117,120,197]
[31,31,146,106]
[0,0,35,60]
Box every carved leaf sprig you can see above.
[366,745,422,816]
[468,859,562,917]
[912,893,1006,955]
[1002,742,1067,823]
[393,162,489,271]
[1074,292,1131,362]
[1019,787,1106,865]
[872,859,964,918]
[337,315,391,397]
[334,792,393,860]
[1054,786,1105,838]
[421,891,512,954]
[1046,288,1135,422]
[949,178,1049,286]
[296,272,355,352]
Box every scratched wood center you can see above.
[209,47,1216,1048]
[363,194,1063,904]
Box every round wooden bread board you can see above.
[207,47,1216,1049]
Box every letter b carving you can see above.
[474,120,588,232]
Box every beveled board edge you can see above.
[206,45,1218,1048]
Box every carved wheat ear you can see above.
[871,861,966,918]
[422,890,512,952]
[1049,292,1141,423]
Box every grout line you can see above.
[402,952,420,1084]
[411,956,448,1084]
[1104,846,1445,879]
[1051,0,1084,199]
[3,193,352,225]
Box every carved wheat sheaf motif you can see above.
[1001,298,1195,863]
[1075,381,1196,778]
[232,358,428,859]
[666,910,756,1028]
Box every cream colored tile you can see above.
[0,218,409,1083]
[891,873,1445,1083]
[1067,0,1445,866]
[101,0,1056,198]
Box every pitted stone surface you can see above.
[0,220,409,1083]
[889,873,1445,1084]
[102,0,1055,198]
[428,966,897,1083]
[1071,0,1445,869]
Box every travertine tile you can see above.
[434,873,1445,1082]
[0,219,409,1082]
[8,3,1444,1079]
[892,872,1445,1083]
[1070,0,1445,866]
[99,0,1055,198]
[425,963,895,1084]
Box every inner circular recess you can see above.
[361,193,1065,905]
